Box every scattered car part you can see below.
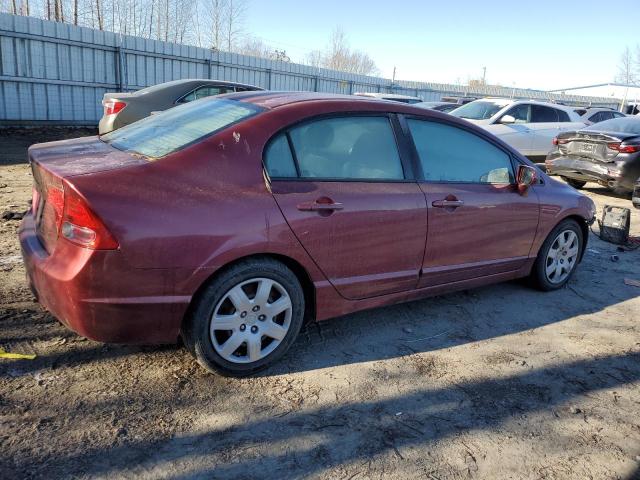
[598,206,631,245]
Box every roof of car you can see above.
[133,79,263,96]
[353,92,422,101]
[218,90,414,109]
[477,97,579,112]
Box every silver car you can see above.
[573,107,626,125]
[98,79,263,134]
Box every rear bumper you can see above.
[19,214,189,344]
[545,155,626,189]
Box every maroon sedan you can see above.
[20,92,596,376]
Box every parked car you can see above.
[353,92,423,104]
[98,79,263,134]
[450,98,586,161]
[545,116,640,191]
[21,91,595,376]
[414,101,461,113]
[574,107,626,125]
[441,96,477,105]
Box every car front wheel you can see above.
[530,219,583,291]
[183,258,305,376]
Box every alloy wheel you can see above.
[210,277,293,364]
[545,230,579,284]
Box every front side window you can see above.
[531,105,559,123]
[102,98,262,158]
[407,119,514,184]
[287,116,404,180]
[501,104,530,123]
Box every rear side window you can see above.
[288,116,404,180]
[264,134,297,178]
[102,98,262,158]
[178,86,231,103]
[531,105,559,123]
[557,110,570,122]
[408,120,514,184]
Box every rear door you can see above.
[265,114,428,300]
[404,118,539,287]
[529,105,583,155]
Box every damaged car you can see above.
[20,92,596,376]
[546,116,640,191]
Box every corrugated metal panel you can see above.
[0,12,620,125]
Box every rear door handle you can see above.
[432,199,464,208]
[297,200,344,212]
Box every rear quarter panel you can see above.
[528,175,594,257]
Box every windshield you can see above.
[450,101,506,120]
[101,98,263,158]
[584,117,640,135]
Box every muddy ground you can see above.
[1,128,639,480]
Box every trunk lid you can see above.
[559,131,637,162]
[29,136,146,253]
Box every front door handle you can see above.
[297,199,344,212]
[432,199,464,208]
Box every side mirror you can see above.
[517,165,537,195]
[500,115,516,124]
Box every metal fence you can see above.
[0,13,619,126]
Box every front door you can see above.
[264,115,428,300]
[404,118,540,287]
[488,103,534,156]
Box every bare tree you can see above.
[225,0,244,51]
[306,27,378,76]
[616,46,637,85]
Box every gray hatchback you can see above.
[98,79,263,134]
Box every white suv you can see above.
[450,99,586,160]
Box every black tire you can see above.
[183,258,305,377]
[562,177,586,189]
[529,219,583,291]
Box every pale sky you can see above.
[244,0,640,91]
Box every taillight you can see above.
[608,142,640,153]
[553,137,569,146]
[46,185,64,230]
[103,100,127,116]
[60,185,118,250]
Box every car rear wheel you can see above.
[183,258,305,376]
[530,219,583,291]
[562,177,586,189]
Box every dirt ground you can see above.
[1,128,639,480]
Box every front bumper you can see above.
[19,214,189,344]
[545,155,626,189]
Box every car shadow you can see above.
[582,184,632,200]
[13,349,640,478]
[263,254,639,376]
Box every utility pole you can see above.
[392,66,396,83]
[482,66,486,85]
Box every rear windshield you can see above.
[583,117,640,135]
[101,98,263,158]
